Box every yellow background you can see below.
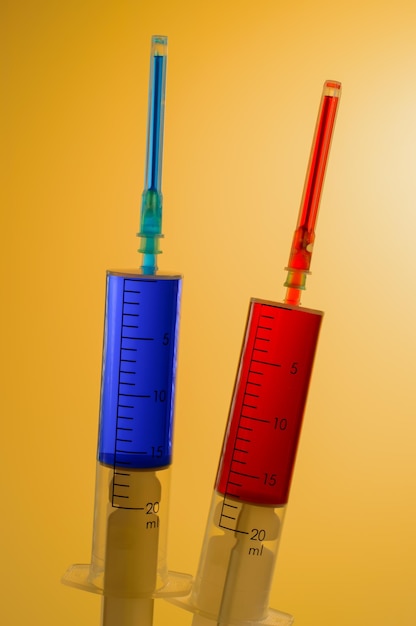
[2,1,416,625]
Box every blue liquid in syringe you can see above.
[98,272,181,469]
[146,54,165,193]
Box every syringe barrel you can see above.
[62,271,188,599]
[92,271,181,594]
[216,299,322,507]
[187,300,322,624]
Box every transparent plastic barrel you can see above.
[63,272,191,599]
[169,299,322,626]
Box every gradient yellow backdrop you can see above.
[2,1,416,625]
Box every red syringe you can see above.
[170,80,341,626]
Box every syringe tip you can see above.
[283,79,341,305]
[323,80,342,97]
[151,35,168,56]
[139,35,168,273]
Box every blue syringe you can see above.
[62,35,191,626]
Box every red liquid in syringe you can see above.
[215,299,322,507]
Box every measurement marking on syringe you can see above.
[117,450,147,455]
[252,359,281,367]
[113,497,142,508]
[125,337,154,341]
[229,481,243,488]
[258,325,273,331]
[242,415,269,423]
[223,501,239,509]
[228,527,250,535]
[119,394,151,398]
[231,470,259,480]
[117,427,133,432]
[243,403,257,409]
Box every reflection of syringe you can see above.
[169,80,341,626]
[62,36,191,626]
